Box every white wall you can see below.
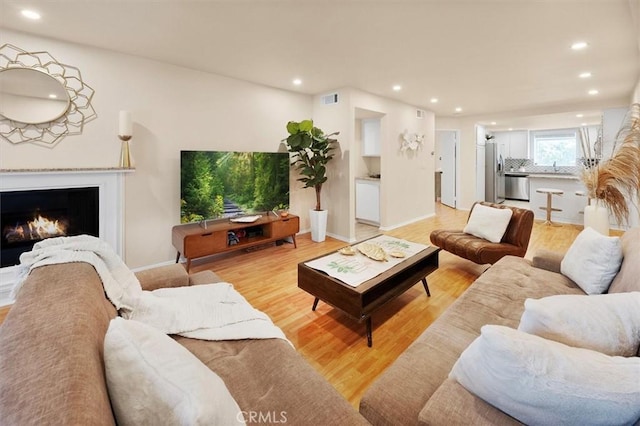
[307,89,435,240]
[348,89,435,238]
[1,30,312,268]
[308,89,352,239]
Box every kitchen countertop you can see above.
[505,171,580,180]
[528,173,580,180]
[356,176,381,182]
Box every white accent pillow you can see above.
[519,293,640,357]
[104,317,245,426]
[561,227,623,294]
[463,203,513,243]
[450,325,640,426]
[518,292,640,356]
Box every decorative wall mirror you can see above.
[0,44,97,146]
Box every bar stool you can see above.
[575,190,588,215]
[536,188,563,225]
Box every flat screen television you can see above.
[180,150,290,223]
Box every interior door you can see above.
[437,130,457,208]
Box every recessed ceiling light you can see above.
[292,78,302,86]
[490,121,497,125]
[430,97,438,103]
[576,113,584,118]
[571,41,588,50]
[588,89,599,95]
[579,72,592,79]
[48,94,57,99]
[454,107,462,113]
[581,122,588,126]
[508,128,513,131]
[392,85,402,91]
[21,9,41,20]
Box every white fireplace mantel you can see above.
[0,168,132,306]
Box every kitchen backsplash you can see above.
[504,158,579,175]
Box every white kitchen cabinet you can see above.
[492,130,528,159]
[355,179,380,224]
[362,118,381,157]
[508,131,528,158]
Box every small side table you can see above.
[536,188,564,226]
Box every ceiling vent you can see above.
[321,93,339,105]
[416,109,425,119]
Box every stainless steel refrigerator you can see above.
[485,143,505,204]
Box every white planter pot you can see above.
[309,209,328,242]
[584,200,610,236]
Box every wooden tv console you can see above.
[172,213,299,271]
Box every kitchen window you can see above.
[531,129,578,166]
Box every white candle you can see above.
[119,110,132,136]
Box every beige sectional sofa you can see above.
[0,262,368,425]
[360,228,639,425]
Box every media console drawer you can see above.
[184,232,226,258]
[272,216,299,237]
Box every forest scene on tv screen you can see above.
[180,151,290,223]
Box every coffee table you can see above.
[298,240,440,347]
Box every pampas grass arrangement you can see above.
[580,103,640,225]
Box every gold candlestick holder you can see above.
[118,135,132,168]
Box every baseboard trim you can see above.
[131,259,178,273]
[379,213,436,231]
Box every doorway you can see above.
[436,130,457,208]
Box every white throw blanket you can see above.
[13,235,287,342]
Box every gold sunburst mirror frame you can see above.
[0,44,97,147]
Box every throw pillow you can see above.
[608,228,640,294]
[104,317,245,426]
[560,227,623,294]
[463,203,513,243]
[449,325,640,426]
[518,293,640,357]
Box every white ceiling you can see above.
[1,0,639,130]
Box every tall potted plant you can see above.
[580,103,640,234]
[283,119,339,242]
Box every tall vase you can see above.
[309,209,328,242]
[584,199,609,236]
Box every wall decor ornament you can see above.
[0,44,97,147]
[400,129,424,151]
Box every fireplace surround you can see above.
[0,168,128,305]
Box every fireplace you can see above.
[1,187,100,267]
[0,169,127,306]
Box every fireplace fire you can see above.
[4,214,68,243]
[1,187,99,267]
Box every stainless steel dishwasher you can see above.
[505,174,530,201]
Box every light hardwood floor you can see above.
[0,204,603,409]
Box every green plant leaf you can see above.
[287,133,303,149]
[299,120,313,132]
[299,134,313,149]
[286,121,299,135]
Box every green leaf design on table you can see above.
[327,261,357,274]
[385,240,410,249]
